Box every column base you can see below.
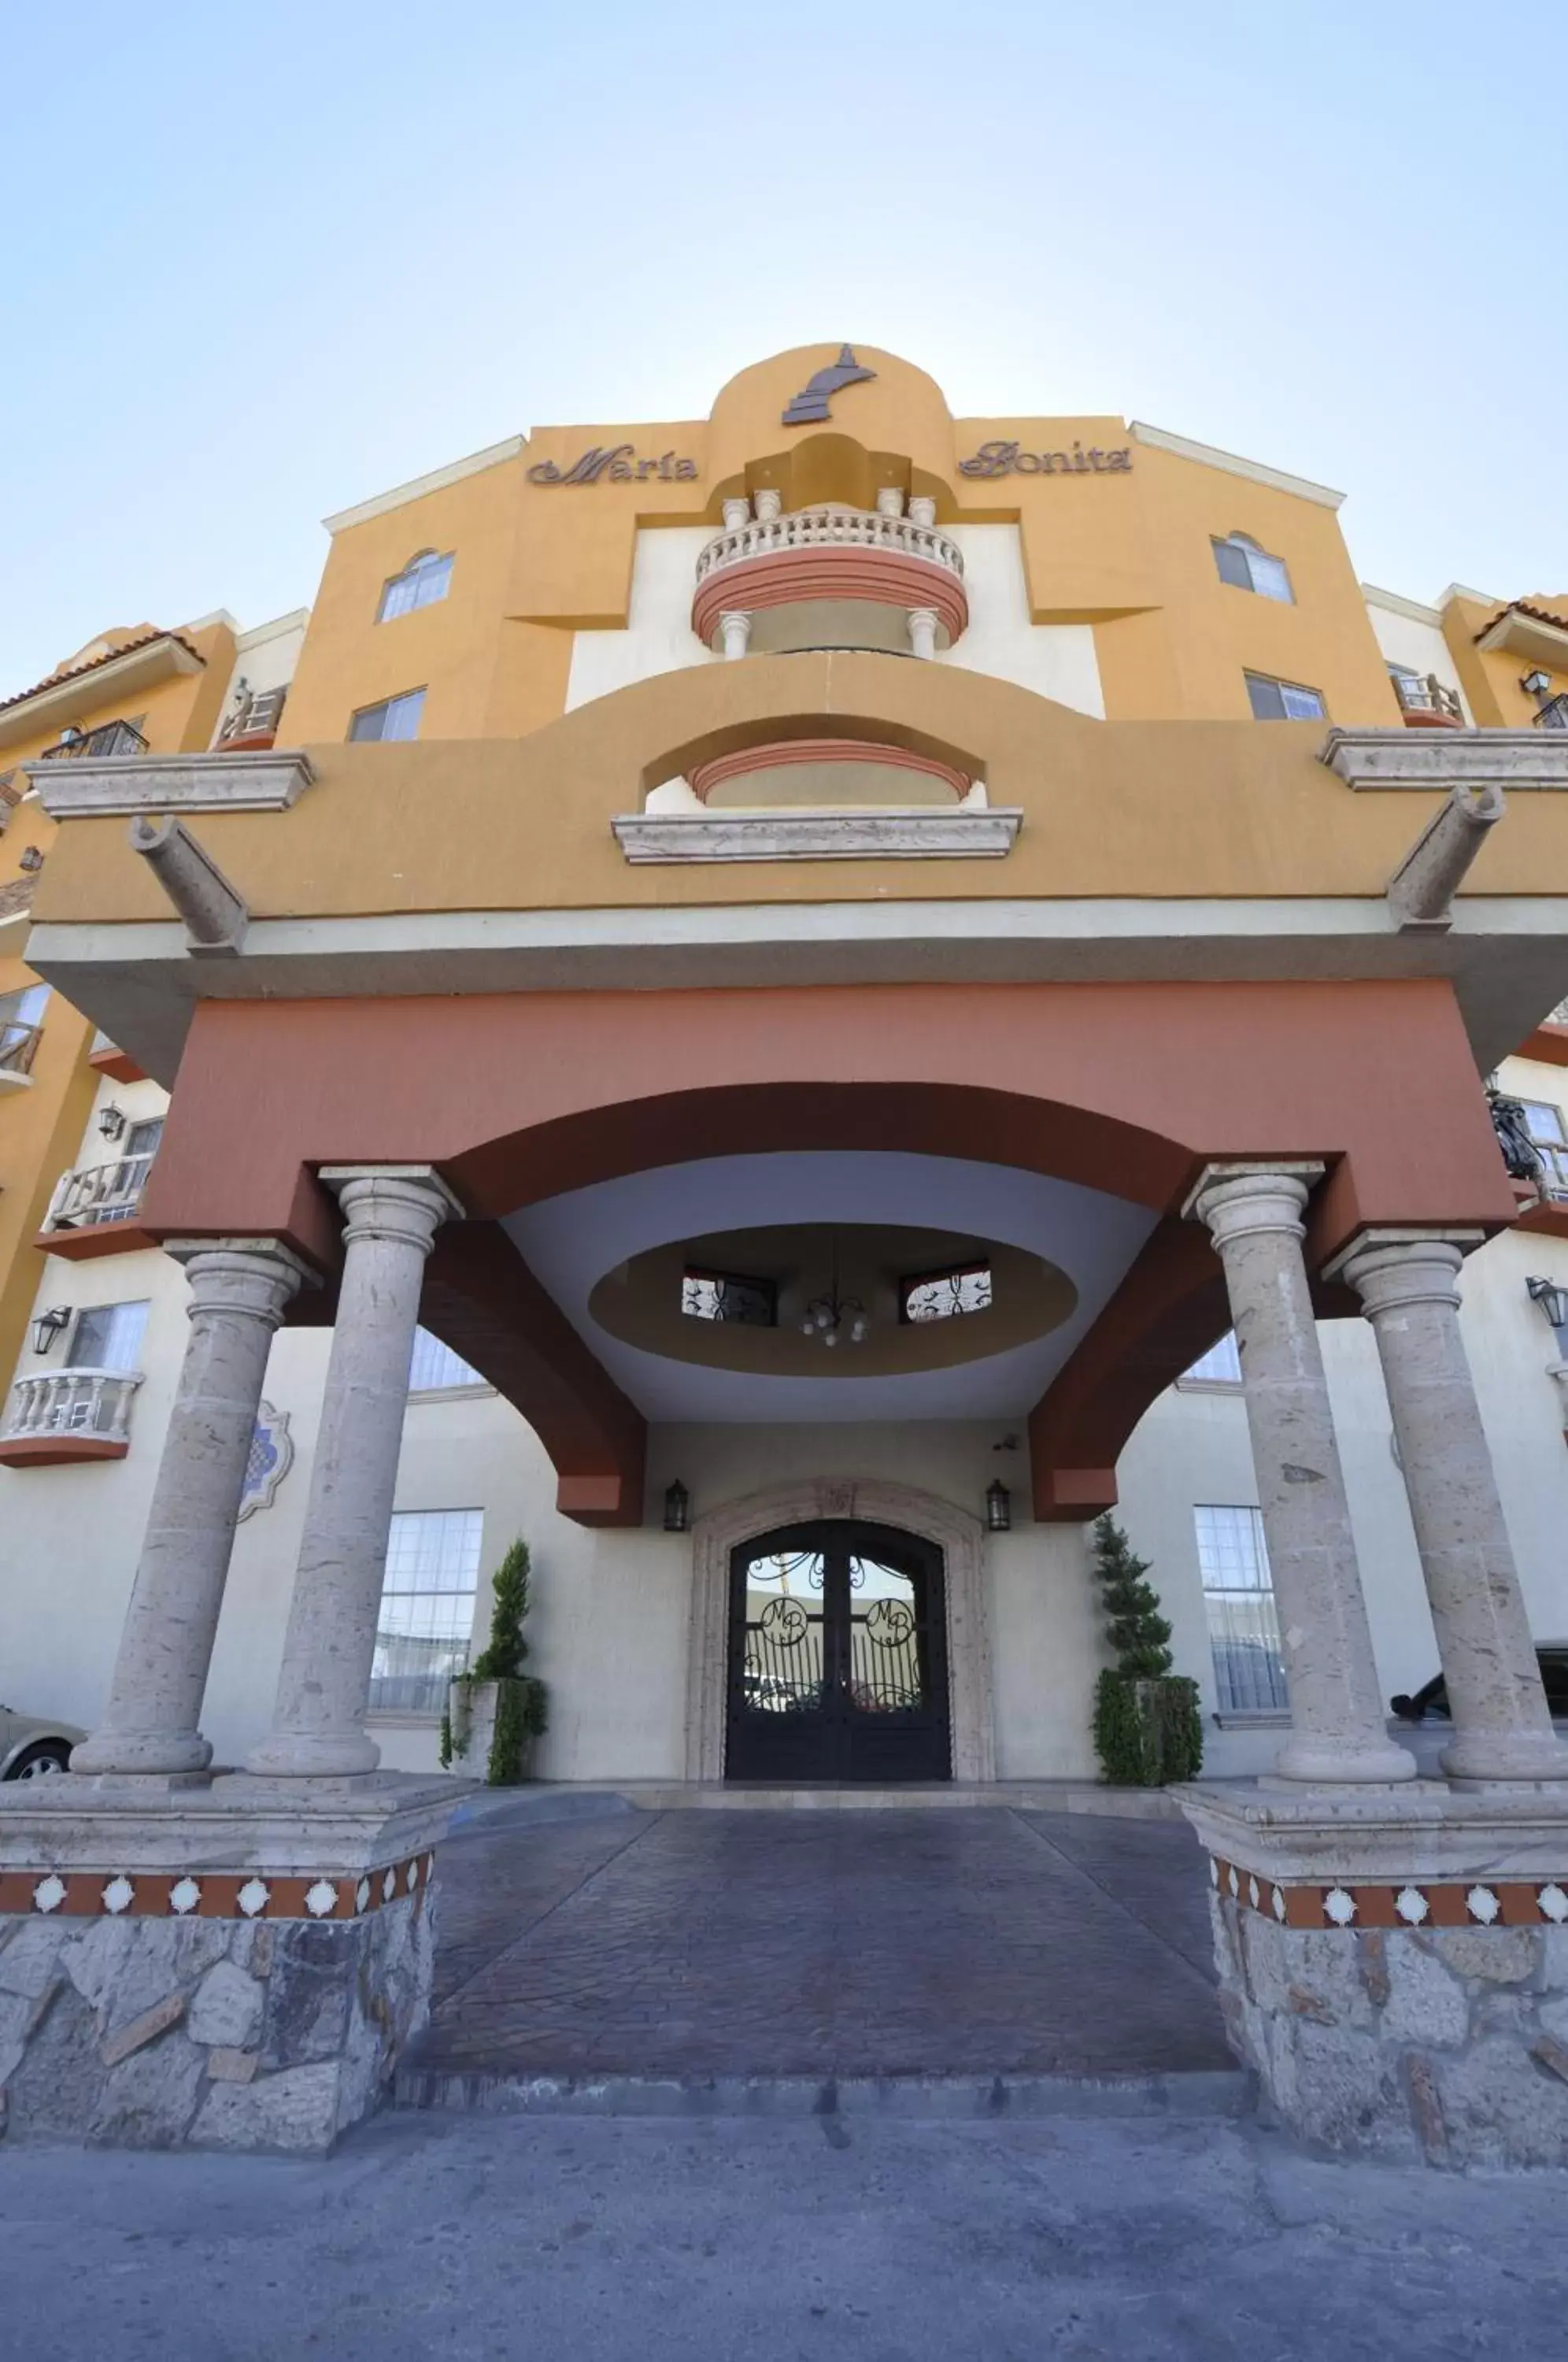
[1178,1780,1568,2167]
[243,1731,382,1779]
[68,1730,214,1777]
[0,1779,476,2152]
[1440,1731,1568,1784]
[1268,1734,1418,1785]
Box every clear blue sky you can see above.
[3,0,1560,688]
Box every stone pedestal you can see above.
[0,1775,474,2152]
[1180,1782,1568,2168]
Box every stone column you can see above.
[908,607,939,661]
[246,1168,460,1778]
[1335,1231,1568,1783]
[719,610,753,661]
[71,1240,314,1776]
[753,489,782,523]
[721,496,751,530]
[875,487,905,517]
[1186,1164,1416,1784]
[908,496,937,528]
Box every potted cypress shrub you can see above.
[442,1538,549,1785]
[1089,1514,1203,1786]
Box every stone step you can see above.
[392,2066,1252,2122]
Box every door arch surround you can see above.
[686,1477,994,1783]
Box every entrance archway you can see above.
[686,1478,993,1783]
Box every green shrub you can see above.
[1089,1514,1203,1786]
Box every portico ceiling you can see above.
[502,1151,1156,1423]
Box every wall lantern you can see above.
[1521,669,1553,700]
[664,1479,691,1534]
[97,1102,127,1142]
[985,1479,1012,1533]
[30,1305,71,1356]
[1527,1275,1568,1333]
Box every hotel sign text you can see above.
[958,440,1131,477]
[528,445,700,486]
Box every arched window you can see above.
[377,549,453,623]
[1212,531,1292,604]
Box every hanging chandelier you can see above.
[801,1236,868,1348]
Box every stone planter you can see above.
[447,1679,536,1786]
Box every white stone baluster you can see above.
[719,611,753,661]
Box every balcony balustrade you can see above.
[1533,694,1568,732]
[44,1150,158,1234]
[35,719,149,761]
[691,501,969,659]
[1391,672,1464,728]
[0,1021,41,1079]
[216,686,289,750]
[0,1368,143,1464]
[694,505,965,590]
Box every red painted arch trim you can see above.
[691,548,968,646]
[688,739,971,804]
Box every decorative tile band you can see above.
[0,1850,434,1923]
[1207,1853,1568,1933]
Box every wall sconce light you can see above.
[97,1102,127,1142]
[986,1479,1012,1533]
[664,1479,690,1534]
[1522,669,1553,700]
[1527,1275,1568,1333]
[30,1305,71,1356]
[18,846,43,875]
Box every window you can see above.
[348,687,426,743]
[1180,1331,1242,1386]
[681,1268,777,1327]
[900,1262,993,1324]
[1245,672,1326,722]
[408,1327,486,1393]
[1195,1504,1289,1714]
[1522,1101,1568,1198]
[0,982,49,1073]
[370,1509,483,1715]
[66,1299,150,1372]
[1212,533,1292,603]
[377,550,453,624]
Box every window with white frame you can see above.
[66,1299,150,1371]
[1212,533,1293,603]
[377,550,453,624]
[1179,1331,1242,1386]
[1521,1100,1568,1199]
[348,687,426,743]
[1244,671,1326,722]
[407,1326,486,1394]
[370,1509,483,1715]
[1195,1503,1289,1714]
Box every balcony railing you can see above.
[216,686,289,747]
[0,1021,41,1077]
[35,719,149,761]
[694,505,965,588]
[1391,672,1463,727]
[1,1368,143,1447]
[44,1150,157,1232]
[1533,694,1568,732]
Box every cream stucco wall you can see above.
[1362,590,1473,720]
[564,528,716,713]
[938,527,1104,716]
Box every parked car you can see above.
[1390,1648,1568,1772]
[0,1705,85,1780]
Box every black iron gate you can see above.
[724,1519,951,1783]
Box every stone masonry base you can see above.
[1210,1890,1568,2167]
[0,1886,435,2153]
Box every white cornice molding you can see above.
[323,437,527,535]
[612,808,1023,863]
[1130,422,1344,509]
[235,608,310,652]
[1320,727,1568,791]
[1361,583,1444,628]
[1437,582,1503,613]
[30,750,314,818]
[180,609,241,635]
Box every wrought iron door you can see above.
[725,1520,951,1783]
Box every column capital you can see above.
[161,1238,317,1326]
[1327,1227,1486,1315]
[319,1166,464,1256]
[1183,1161,1326,1240]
